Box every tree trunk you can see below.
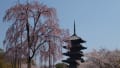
[26,16,31,68]
[28,56,31,68]
[28,61,31,68]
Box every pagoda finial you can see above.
[17,0,20,5]
[73,20,76,35]
[18,0,20,3]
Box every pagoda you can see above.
[62,21,87,68]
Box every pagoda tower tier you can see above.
[63,45,87,50]
[62,57,85,64]
[62,21,87,68]
[63,51,84,57]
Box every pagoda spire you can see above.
[73,20,76,36]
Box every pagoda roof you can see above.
[70,34,85,41]
[70,34,80,40]
[62,59,79,65]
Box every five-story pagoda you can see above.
[62,21,87,68]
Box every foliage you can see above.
[55,63,68,68]
[81,49,120,68]
[0,49,4,68]
[0,48,12,68]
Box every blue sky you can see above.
[0,0,120,52]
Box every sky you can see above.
[0,0,120,52]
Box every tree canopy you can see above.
[3,1,69,68]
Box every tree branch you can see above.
[30,40,46,59]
